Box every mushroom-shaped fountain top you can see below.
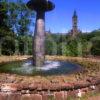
[27,0,55,12]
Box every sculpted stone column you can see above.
[27,0,55,67]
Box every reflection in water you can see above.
[0,60,81,76]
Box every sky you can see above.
[25,0,100,33]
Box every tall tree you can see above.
[5,0,34,55]
[0,1,15,55]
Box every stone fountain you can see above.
[27,0,55,67]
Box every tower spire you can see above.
[69,10,81,37]
[73,10,77,18]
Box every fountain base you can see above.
[0,60,82,76]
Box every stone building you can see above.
[69,10,81,37]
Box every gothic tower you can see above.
[72,10,78,34]
[69,10,80,37]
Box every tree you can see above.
[0,1,15,55]
[0,0,34,55]
[91,41,100,56]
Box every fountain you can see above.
[0,1,82,76]
[26,0,55,67]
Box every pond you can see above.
[0,60,81,76]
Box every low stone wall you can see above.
[0,92,67,100]
[0,56,100,99]
[0,77,100,100]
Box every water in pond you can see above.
[0,60,81,76]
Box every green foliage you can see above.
[45,30,100,57]
[2,36,15,55]
[91,40,100,55]
[0,0,34,55]
[0,1,15,55]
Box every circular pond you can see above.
[0,60,81,76]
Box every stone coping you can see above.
[0,77,100,93]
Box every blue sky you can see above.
[25,0,100,33]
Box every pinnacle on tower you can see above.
[73,10,77,18]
